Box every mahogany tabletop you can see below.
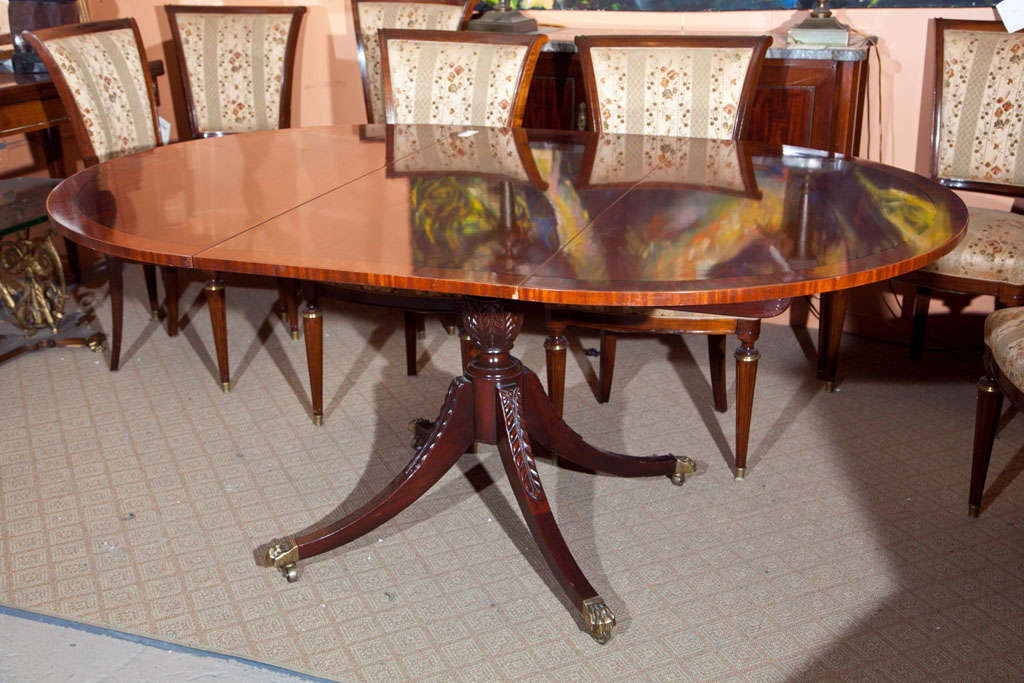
[47,123,968,308]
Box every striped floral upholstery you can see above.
[355,1,466,124]
[391,125,534,181]
[985,306,1024,390]
[588,46,755,138]
[173,12,299,134]
[937,30,1024,187]
[41,29,155,163]
[586,133,749,191]
[921,207,1024,285]
[382,37,530,127]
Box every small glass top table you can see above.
[46,124,967,643]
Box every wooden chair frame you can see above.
[378,28,547,128]
[545,34,771,480]
[575,34,771,138]
[165,5,307,139]
[351,0,474,125]
[901,19,1024,359]
[23,19,185,374]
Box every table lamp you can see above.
[787,0,850,47]
[8,0,86,73]
[466,0,537,34]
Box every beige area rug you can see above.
[2,268,1023,682]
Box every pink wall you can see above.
[83,2,1000,185]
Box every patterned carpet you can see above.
[2,268,1023,681]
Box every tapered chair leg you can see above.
[205,277,230,392]
[544,320,568,417]
[277,277,300,340]
[734,321,761,480]
[817,289,849,392]
[910,287,931,363]
[404,311,419,376]
[162,266,179,337]
[303,298,324,426]
[142,264,159,320]
[969,372,1003,517]
[597,331,617,404]
[708,334,727,412]
[108,257,124,371]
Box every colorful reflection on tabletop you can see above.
[380,125,958,292]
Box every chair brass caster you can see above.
[582,596,615,643]
[670,454,697,486]
[290,330,300,341]
[267,539,300,583]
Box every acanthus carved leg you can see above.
[495,380,615,643]
[266,377,475,581]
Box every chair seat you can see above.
[985,306,1024,391]
[921,207,1024,286]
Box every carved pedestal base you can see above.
[262,298,695,643]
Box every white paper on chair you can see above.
[996,0,1024,34]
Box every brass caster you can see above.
[277,309,289,324]
[267,539,300,582]
[669,454,696,486]
[151,310,160,321]
[87,334,104,353]
[312,414,323,427]
[582,596,615,644]
[734,466,746,481]
[290,329,300,341]
[443,324,457,335]
[221,381,231,393]
[408,418,433,450]
[824,380,837,393]
[417,329,426,340]
[968,504,980,518]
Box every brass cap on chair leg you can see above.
[968,504,980,518]
[290,329,300,341]
[734,467,746,481]
[221,381,230,393]
[312,413,323,427]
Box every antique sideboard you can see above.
[523,29,870,156]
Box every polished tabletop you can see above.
[47,123,968,308]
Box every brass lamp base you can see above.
[467,10,537,33]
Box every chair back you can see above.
[575,35,770,140]
[379,29,546,127]
[353,0,472,124]
[931,19,1024,196]
[21,19,159,166]
[166,5,306,138]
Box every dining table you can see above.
[45,122,968,643]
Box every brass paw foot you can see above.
[582,596,615,643]
[408,418,433,450]
[267,539,300,583]
[670,454,696,486]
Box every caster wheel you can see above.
[282,563,299,583]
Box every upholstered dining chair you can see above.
[166,4,308,368]
[22,19,179,373]
[353,0,473,126]
[544,34,770,480]
[901,19,1024,361]
[969,306,1024,516]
